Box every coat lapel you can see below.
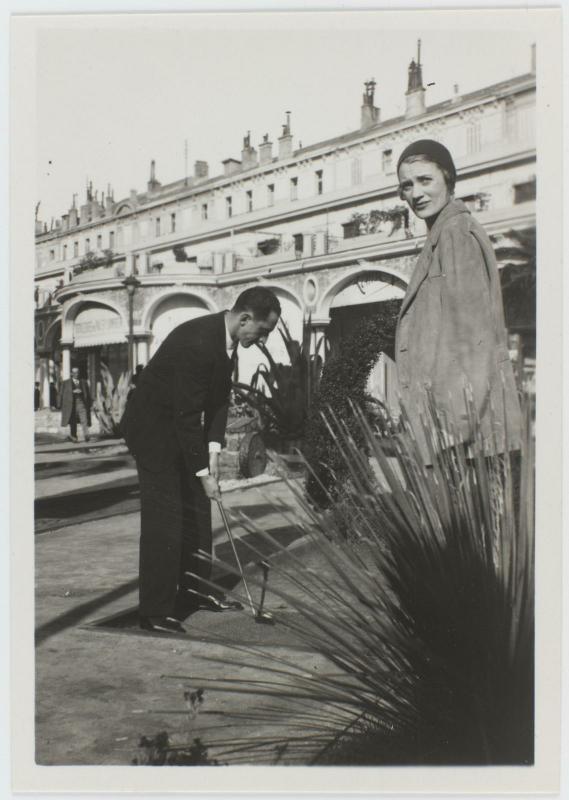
[398,200,470,318]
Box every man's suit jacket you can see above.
[120,311,232,474]
[60,378,92,426]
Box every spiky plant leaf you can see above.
[161,393,534,766]
[92,363,131,437]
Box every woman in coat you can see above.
[395,139,522,461]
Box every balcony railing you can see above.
[52,195,535,291]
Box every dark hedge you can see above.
[305,298,402,506]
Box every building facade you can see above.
[34,46,536,409]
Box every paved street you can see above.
[35,441,139,531]
[34,437,324,765]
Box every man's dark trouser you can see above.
[137,454,212,618]
[69,398,89,440]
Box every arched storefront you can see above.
[148,293,212,357]
[35,318,62,409]
[65,300,128,391]
[318,267,407,350]
[328,277,405,353]
[236,285,304,385]
[320,269,407,412]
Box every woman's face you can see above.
[398,159,451,223]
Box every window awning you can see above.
[73,306,125,348]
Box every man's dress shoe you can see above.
[178,588,243,613]
[200,594,244,612]
[140,615,187,634]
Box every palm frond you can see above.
[92,363,131,437]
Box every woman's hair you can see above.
[397,154,456,199]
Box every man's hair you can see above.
[232,287,281,320]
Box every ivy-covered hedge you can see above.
[305,299,402,506]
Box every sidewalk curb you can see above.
[36,471,292,505]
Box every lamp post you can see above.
[122,274,141,374]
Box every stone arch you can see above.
[145,289,218,357]
[317,265,408,319]
[250,281,304,312]
[236,281,304,385]
[114,202,135,216]
[141,288,219,331]
[41,319,63,392]
[44,318,62,351]
[223,281,303,317]
[61,295,127,341]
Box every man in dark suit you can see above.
[60,367,92,442]
[120,287,281,634]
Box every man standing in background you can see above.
[60,366,92,443]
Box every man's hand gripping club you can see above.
[200,451,221,500]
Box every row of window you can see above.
[46,170,534,263]
[46,156,397,258]
[155,213,178,237]
[223,172,321,220]
[217,158,395,220]
[49,230,117,261]
[48,213,178,260]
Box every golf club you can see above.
[216,499,275,624]
[257,560,275,625]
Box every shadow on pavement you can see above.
[35,479,140,533]
[61,525,304,643]
[35,457,134,478]
[225,502,293,521]
[35,578,139,647]
[215,524,301,564]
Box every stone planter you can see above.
[225,416,266,479]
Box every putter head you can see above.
[255,610,275,625]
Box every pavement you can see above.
[34,435,328,766]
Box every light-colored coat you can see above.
[395,199,523,460]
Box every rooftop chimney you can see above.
[194,160,209,179]
[259,134,273,165]
[105,186,114,214]
[241,131,258,169]
[79,201,91,223]
[147,159,161,192]
[222,158,242,177]
[405,39,426,118]
[278,112,294,159]
[68,194,79,227]
[93,190,105,218]
[360,79,380,129]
